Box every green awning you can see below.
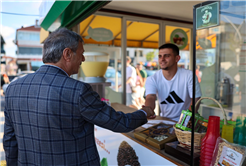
[40,0,110,32]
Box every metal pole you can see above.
[191,4,197,166]
[121,17,127,105]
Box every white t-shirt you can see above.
[145,67,202,121]
[126,65,137,93]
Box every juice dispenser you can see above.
[81,52,109,83]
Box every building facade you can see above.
[15,20,43,71]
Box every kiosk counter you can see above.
[94,103,190,166]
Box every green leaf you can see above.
[100,158,108,166]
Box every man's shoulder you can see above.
[147,70,162,80]
[178,67,192,75]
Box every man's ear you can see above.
[176,55,181,62]
[63,48,72,62]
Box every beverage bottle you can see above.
[233,116,242,144]
[221,124,233,143]
[238,117,246,146]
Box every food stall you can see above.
[39,0,246,165]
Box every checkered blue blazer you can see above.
[3,65,147,166]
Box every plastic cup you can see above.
[199,159,211,166]
[203,162,211,166]
[200,150,213,156]
[201,141,216,147]
[202,141,215,145]
[201,158,212,164]
[200,155,212,164]
[201,148,214,154]
[199,159,205,166]
[200,154,212,161]
[200,151,213,159]
[201,141,216,148]
[201,144,215,151]
[200,154,213,161]
[201,143,215,148]
[199,161,204,166]
[201,116,220,147]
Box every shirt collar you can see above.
[44,64,69,77]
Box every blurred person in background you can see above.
[1,74,10,95]
[3,28,155,166]
[1,79,4,111]
[136,63,147,104]
[123,56,137,106]
[196,65,202,83]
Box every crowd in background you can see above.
[125,56,148,109]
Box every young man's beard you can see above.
[162,67,169,70]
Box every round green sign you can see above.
[170,29,188,50]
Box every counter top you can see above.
[111,102,190,166]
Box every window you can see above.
[127,50,129,56]
[19,47,42,55]
[18,31,40,41]
[134,50,143,57]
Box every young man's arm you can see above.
[189,97,201,113]
[145,94,157,111]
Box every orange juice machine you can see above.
[81,52,109,83]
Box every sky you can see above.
[0,0,44,57]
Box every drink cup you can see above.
[199,159,205,166]
[201,148,214,153]
[199,161,204,166]
[201,152,213,158]
[201,141,216,148]
[200,147,214,153]
[201,143,215,149]
[201,116,220,146]
[200,154,212,161]
[199,159,211,166]
[203,162,211,166]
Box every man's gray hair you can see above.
[43,28,83,63]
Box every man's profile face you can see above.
[158,48,180,70]
[71,42,85,75]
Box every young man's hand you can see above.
[141,105,156,119]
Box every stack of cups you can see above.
[199,116,220,166]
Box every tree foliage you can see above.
[146,51,155,61]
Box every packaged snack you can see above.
[175,109,205,132]
[211,137,246,166]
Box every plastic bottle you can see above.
[243,117,246,146]
[238,117,246,146]
[233,116,242,144]
[221,124,234,143]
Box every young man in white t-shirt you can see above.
[145,43,202,121]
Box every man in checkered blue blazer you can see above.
[3,28,155,166]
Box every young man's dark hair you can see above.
[159,43,179,56]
